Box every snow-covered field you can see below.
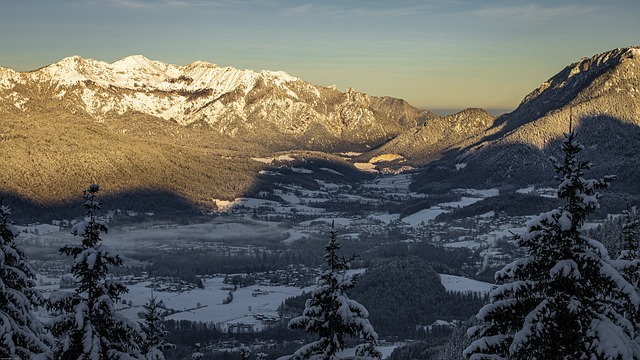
[400,188,500,227]
[402,207,448,226]
[439,274,495,295]
[38,269,491,332]
[125,278,314,331]
[38,276,315,332]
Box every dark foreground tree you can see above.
[48,184,143,359]
[140,295,174,360]
[0,201,53,359]
[464,132,640,359]
[289,229,380,360]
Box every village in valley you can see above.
[14,156,606,352]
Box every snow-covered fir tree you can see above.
[464,132,640,359]
[48,184,144,359]
[0,200,53,359]
[614,209,640,289]
[140,295,174,360]
[288,229,380,360]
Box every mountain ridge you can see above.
[0,55,433,147]
[0,55,431,210]
[411,46,640,194]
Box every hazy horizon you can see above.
[2,1,639,110]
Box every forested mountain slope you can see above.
[412,47,640,194]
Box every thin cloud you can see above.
[108,0,150,9]
[281,1,455,18]
[285,2,600,21]
[471,4,597,21]
[103,0,455,17]
[284,3,314,15]
[95,0,244,9]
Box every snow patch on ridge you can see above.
[34,55,301,98]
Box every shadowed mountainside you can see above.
[411,47,640,194]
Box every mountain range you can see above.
[1,47,639,216]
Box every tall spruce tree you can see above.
[288,229,380,360]
[0,200,53,359]
[48,184,143,359]
[140,295,174,360]
[464,132,640,359]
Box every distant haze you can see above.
[431,108,513,117]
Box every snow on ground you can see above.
[484,224,529,240]
[516,185,557,198]
[399,187,502,226]
[319,167,343,176]
[537,187,558,198]
[368,213,401,224]
[119,278,314,331]
[516,186,535,194]
[439,197,485,209]
[458,188,500,197]
[251,154,295,164]
[258,170,283,176]
[479,211,495,218]
[337,345,398,360]
[291,167,313,174]
[439,274,495,295]
[273,189,301,204]
[15,223,61,238]
[362,174,413,190]
[339,194,378,203]
[443,240,483,250]
[299,217,354,227]
[401,207,447,226]
[300,197,329,203]
[316,180,341,189]
[236,198,281,208]
[286,204,326,214]
[338,233,360,239]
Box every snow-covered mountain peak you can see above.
[37,55,95,84]
[112,55,171,75]
[0,67,19,89]
[259,70,299,83]
[183,60,220,71]
[112,54,154,67]
[15,55,312,97]
[0,54,428,141]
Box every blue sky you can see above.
[1,0,639,111]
